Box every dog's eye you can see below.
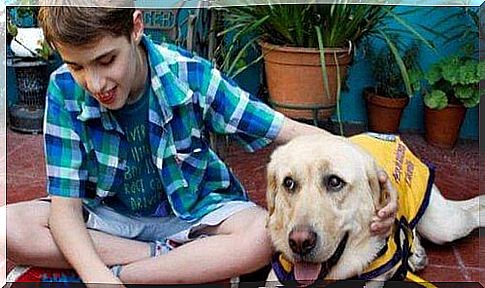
[325,175,346,192]
[283,177,296,191]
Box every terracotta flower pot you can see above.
[261,41,352,121]
[363,88,409,134]
[424,104,466,149]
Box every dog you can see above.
[265,133,483,287]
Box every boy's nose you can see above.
[85,69,106,94]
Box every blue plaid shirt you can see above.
[44,35,284,221]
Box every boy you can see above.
[6,4,397,285]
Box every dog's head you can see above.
[266,134,389,282]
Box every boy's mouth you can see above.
[97,87,116,105]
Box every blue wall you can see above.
[337,6,479,139]
[234,6,479,140]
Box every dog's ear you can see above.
[266,162,278,219]
[367,162,398,211]
[367,162,383,209]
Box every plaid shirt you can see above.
[44,35,284,221]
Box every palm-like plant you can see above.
[216,2,434,96]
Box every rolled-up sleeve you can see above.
[197,60,284,152]
[44,74,88,198]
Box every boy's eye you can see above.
[68,64,83,71]
[99,56,115,66]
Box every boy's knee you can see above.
[244,207,273,265]
[7,202,35,230]
[6,202,47,261]
[6,204,27,258]
[242,207,272,248]
[241,206,268,233]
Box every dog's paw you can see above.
[408,246,428,272]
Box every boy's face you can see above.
[55,11,146,110]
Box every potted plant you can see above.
[217,4,434,126]
[7,6,55,133]
[410,7,482,149]
[412,54,483,148]
[364,44,420,134]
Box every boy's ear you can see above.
[132,10,144,43]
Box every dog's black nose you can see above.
[289,227,317,255]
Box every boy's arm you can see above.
[49,196,122,285]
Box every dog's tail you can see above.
[417,189,482,244]
[457,194,484,228]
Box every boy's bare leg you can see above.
[6,201,272,284]
[6,200,151,268]
[119,206,272,284]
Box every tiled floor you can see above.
[6,128,483,286]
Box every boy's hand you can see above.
[49,197,124,285]
[371,171,398,237]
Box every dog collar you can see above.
[271,233,349,286]
[271,253,297,284]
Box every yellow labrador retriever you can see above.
[266,133,482,287]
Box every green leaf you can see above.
[456,86,480,108]
[441,62,461,85]
[231,54,265,79]
[426,64,443,85]
[479,61,485,80]
[441,59,479,85]
[455,85,474,99]
[7,21,18,37]
[408,69,423,93]
[315,26,331,102]
[424,90,448,109]
[460,91,480,108]
[459,61,479,85]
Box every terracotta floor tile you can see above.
[6,184,47,204]
[422,240,460,268]
[5,128,481,285]
[452,230,480,268]
[432,282,483,288]
[418,265,467,282]
[480,233,485,269]
[467,268,485,285]
[225,144,275,208]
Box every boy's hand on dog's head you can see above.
[370,170,398,238]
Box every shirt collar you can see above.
[77,35,193,129]
[77,89,120,132]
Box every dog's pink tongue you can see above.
[294,262,322,284]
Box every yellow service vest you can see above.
[350,133,435,287]
[271,133,436,287]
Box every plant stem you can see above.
[12,38,42,59]
[333,51,344,136]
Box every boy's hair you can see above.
[38,5,135,47]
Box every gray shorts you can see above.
[83,201,256,245]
